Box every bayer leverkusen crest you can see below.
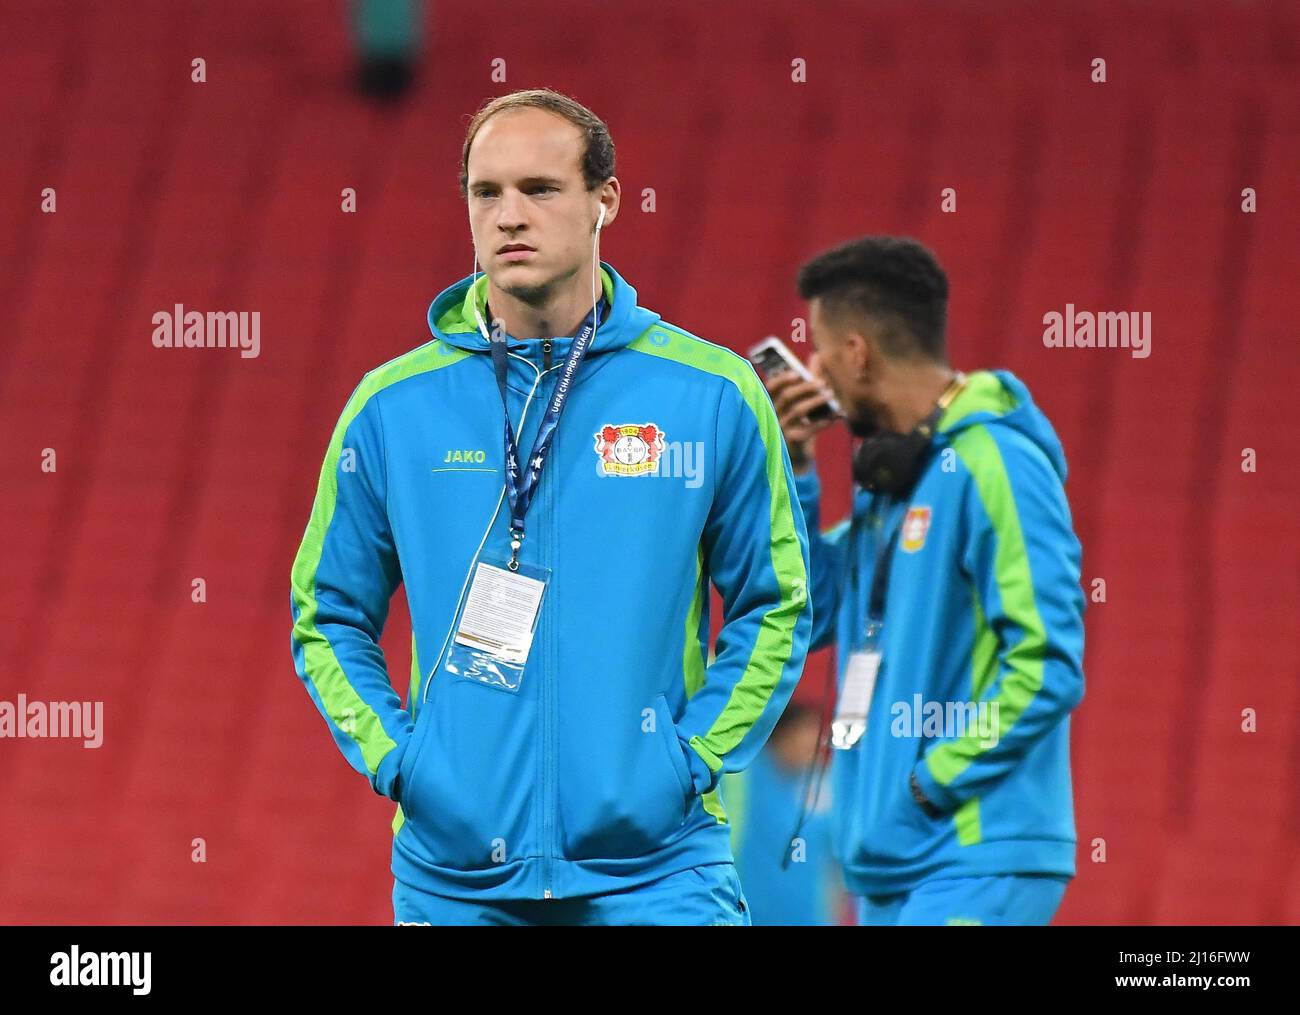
[594,423,665,476]
[901,506,932,553]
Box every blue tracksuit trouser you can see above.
[857,874,1069,926]
[393,862,751,926]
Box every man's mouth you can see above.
[498,244,535,261]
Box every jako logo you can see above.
[1042,304,1151,359]
[152,304,260,359]
[50,947,151,995]
[442,449,487,464]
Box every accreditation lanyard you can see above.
[860,503,906,650]
[831,503,905,750]
[487,297,606,569]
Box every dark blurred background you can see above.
[0,0,1296,924]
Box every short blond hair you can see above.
[459,88,615,199]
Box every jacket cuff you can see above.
[911,755,963,814]
[682,737,720,795]
[372,739,406,802]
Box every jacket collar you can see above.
[426,261,658,357]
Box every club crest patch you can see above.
[901,506,932,553]
[594,423,665,476]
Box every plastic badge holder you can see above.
[442,556,550,694]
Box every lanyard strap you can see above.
[853,370,970,636]
[487,297,607,556]
[846,506,903,648]
[867,510,904,624]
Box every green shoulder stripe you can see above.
[938,371,1017,433]
[291,340,470,779]
[627,325,808,776]
[924,423,1047,788]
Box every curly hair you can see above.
[797,236,949,362]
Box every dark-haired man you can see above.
[290,88,811,925]
[766,236,1085,926]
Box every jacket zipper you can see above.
[542,338,552,372]
[542,363,558,899]
[495,350,552,898]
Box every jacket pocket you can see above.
[557,693,693,861]
[654,693,695,803]
[395,697,434,808]
[399,677,540,870]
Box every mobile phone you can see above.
[747,336,842,422]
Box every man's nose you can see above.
[496,189,528,231]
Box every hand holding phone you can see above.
[748,337,842,422]
[748,337,842,471]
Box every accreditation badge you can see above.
[831,649,881,750]
[442,556,550,694]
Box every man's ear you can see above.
[844,329,874,380]
[596,177,620,230]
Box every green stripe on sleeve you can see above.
[681,542,728,823]
[954,798,981,846]
[291,341,469,778]
[628,326,809,770]
[971,589,999,700]
[925,424,1047,788]
[683,543,707,699]
[409,631,422,711]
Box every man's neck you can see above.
[878,361,959,434]
[484,267,601,340]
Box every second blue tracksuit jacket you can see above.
[796,370,1085,897]
[290,261,812,901]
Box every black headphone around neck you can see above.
[852,372,967,497]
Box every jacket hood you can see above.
[937,369,1069,482]
[426,260,662,355]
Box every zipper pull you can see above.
[542,338,552,372]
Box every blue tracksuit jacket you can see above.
[290,261,812,901]
[795,370,1085,897]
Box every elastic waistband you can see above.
[842,838,1077,897]
[391,822,735,901]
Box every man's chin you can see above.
[846,413,880,439]
[493,265,551,304]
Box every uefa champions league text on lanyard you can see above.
[440,294,607,694]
